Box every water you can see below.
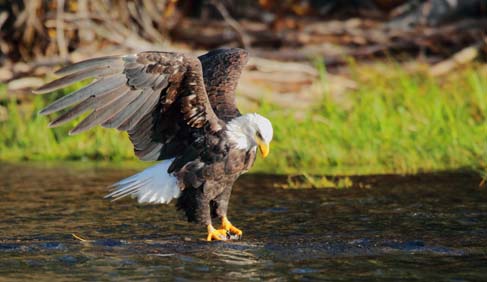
[0,163,486,281]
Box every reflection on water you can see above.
[1,162,486,281]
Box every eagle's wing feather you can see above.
[35,51,222,161]
[198,48,248,122]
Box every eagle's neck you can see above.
[226,114,257,151]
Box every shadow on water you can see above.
[0,162,486,281]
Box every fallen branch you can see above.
[211,0,251,49]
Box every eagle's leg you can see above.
[202,197,229,241]
[179,186,228,241]
[212,186,243,238]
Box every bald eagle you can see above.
[34,48,273,241]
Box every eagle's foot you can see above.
[221,216,243,239]
[207,224,229,241]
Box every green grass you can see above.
[251,62,486,175]
[0,62,486,175]
[0,83,134,162]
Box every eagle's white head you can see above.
[226,113,273,158]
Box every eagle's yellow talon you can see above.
[207,224,229,241]
[221,216,243,237]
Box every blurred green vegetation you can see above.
[0,82,134,162]
[0,62,486,175]
[252,62,486,175]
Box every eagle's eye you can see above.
[256,131,263,140]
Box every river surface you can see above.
[0,162,486,281]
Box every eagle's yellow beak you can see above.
[258,140,270,158]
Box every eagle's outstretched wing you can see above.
[199,48,248,122]
[35,51,222,161]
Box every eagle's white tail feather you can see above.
[105,159,180,204]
